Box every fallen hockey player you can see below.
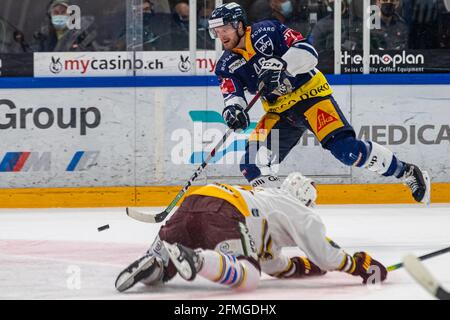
[115,172,387,292]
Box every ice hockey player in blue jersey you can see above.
[208,2,430,204]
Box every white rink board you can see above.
[0,88,136,188]
[0,84,448,188]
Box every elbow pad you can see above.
[281,44,318,76]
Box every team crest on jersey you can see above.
[254,34,274,56]
[220,78,236,94]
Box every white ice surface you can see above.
[1,204,449,300]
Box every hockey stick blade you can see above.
[126,207,168,224]
[403,254,450,300]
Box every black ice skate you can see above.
[402,163,430,204]
[163,241,202,281]
[115,253,164,292]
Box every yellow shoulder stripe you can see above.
[189,183,251,217]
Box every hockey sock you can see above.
[337,253,357,274]
[198,250,260,291]
[271,257,325,278]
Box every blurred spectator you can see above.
[167,0,214,50]
[143,0,155,14]
[33,0,104,52]
[248,0,272,22]
[248,0,311,35]
[197,0,215,49]
[152,0,171,13]
[272,0,312,35]
[142,1,174,50]
[198,0,215,30]
[438,1,450,48]
[371,0,409,50]
[172,0,190,33]
[402,0,449,49]
[310,0,364,52]
[270,0,296,22]
[0,17,30,53]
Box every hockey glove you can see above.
[352,252,388,284]
[222,104,250,131]
[257,57,294,103]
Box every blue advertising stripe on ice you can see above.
[0,74,450,89]
[66,151,84,172]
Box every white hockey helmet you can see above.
[280,172,317,207]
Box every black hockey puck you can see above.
[97,224,110,232]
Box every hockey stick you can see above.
[127,91,262,223]
[387,246,450,271]
[403,254,450,300]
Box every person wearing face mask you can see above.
[268,0,311,36]
[371,0,409,50]
[33,0,104,52]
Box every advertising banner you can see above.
[0,49,446,77]
[0,84,448,188]
[33,51,217,77]
[0,49,442,77]
[318,50,450,74]
[0,88,136,188]
[34,52,135,77]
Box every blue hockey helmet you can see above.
[208,2,247,39]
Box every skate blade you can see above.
[163,241,194,281]
[115,255,156,292]
[422,171,431,206]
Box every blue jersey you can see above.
[215,20,333,114]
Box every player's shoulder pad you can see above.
[249,19,282,39]
[215,50,246,76]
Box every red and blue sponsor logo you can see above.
[0,152,31,172]
[0,151,99,172]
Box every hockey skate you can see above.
[402,163,431,204]
[163,241,202,281]
[115,253,164,292]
